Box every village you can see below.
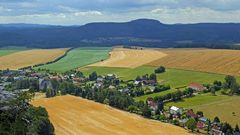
[0,68,239,135]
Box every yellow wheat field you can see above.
[0,48,68,70]
[89,48,167,68]
[148,48,240,76]
[32,95,191,135]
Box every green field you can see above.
[0,47,27,57]
[134,90,179,101]
[166,94,240,126]
[36,47,111,72]
[82,66,226,88]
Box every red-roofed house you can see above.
[197,121,205,129]
[188,82,206,91]
[186,109,198,118]
[146,97,158,112]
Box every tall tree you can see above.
[186,118,197,132]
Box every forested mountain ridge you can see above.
[0,19,240,48]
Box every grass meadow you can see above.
[36,47,111,72]
[166,94,240,126]
[82,66,226,88]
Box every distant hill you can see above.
[0,19,240,48]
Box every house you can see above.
[50,76,62,81]
[106,74,117,80]
[210,125,223,135]
[96,77,104,83]
[72,77,86,84]
[13,76,24,81]
[149,86,155,92]
[108,85,116,90]
[94,83,103,89]
[39,78,53,90]
[179,118,189,127]
[0,90,16,104]
[143,80,157,85]
[186,109,198,118]
[199,117,208,123]
[170,106,182,115]
[188,82,206,91]
[134,81,141,85]
[146,97,158,112]
[197,121,205,129]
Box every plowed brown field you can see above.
[0,48,68,70]
[148,48,240,76]
[32,95,191,135]
[89,48,167,68]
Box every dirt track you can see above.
[89,48,167,68]
[0,48,68,70]
[32,95,191,135]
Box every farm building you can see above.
[170,106,182,115]
[188,82,206,91]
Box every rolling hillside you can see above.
[32,95,191,135]
[148,48,240,76]
[1,19,240,48]
[36,47,111,72]
[89,48,166,68]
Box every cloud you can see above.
[58,5,78,12]
[0,6,12,12]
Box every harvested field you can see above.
[32,95,191,135]
[0,48,68,70]
[148,48,240,76]
[90,48,167,68]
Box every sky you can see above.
[0,0,240,25]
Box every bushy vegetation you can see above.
[0,92,54,135]
[154,66,165,74]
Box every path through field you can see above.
[32,95,191,135]
[0,48,68,70]
[89,48,167,68]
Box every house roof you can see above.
[187,109,198,118]
[197,121,205,129]
[170,106,179,111]
[189,82,205,90]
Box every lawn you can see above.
[134,90,179,102]
[36,47,111,72]
[81,66,155,80]
[166,94,240,126]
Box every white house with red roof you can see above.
[188,82,206,91]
